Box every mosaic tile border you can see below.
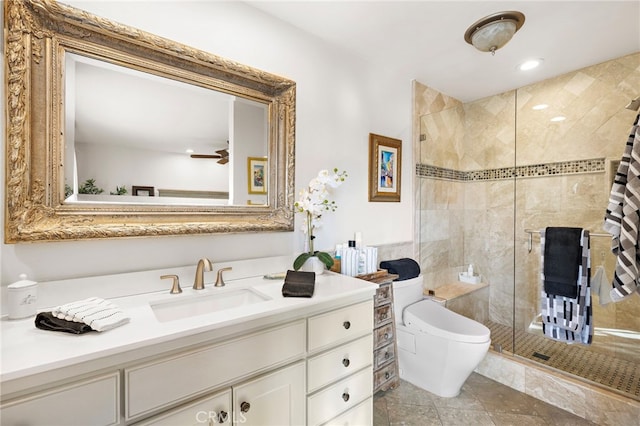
[416,158,605,182]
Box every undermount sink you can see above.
[151,288,271,322]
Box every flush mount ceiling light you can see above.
[464,11,525,55]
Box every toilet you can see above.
[392,276,491,397]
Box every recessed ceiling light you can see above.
[185,148,194,154]
[518,59,543,71]
[532,104,548,110]
[550,116,566,122]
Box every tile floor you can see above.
[373,373,595,425]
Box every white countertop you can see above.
[1,267,377,387]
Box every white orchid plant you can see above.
[293,168,348,271]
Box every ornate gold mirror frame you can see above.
[4,0,296,243]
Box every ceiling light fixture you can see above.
[532,104,549,110]
[464,11,525,55]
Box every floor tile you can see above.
[374,374,595,426]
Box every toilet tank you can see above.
[392,276,424,323]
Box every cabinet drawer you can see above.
[1,372,120,426]
[374,304,392,327]
[125,320,305,420]
[373,322,394,349]
[373,343,395,369]
[308,301,373,353]
[307,366,373,426]
[307,335,373,392]
[321,397,372,426]
[133,389,231,426]
[373,362,396,390]
[374,284,391,306]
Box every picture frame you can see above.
[132,186,155,196]
[368,133,402,202]
[247,157,268,194]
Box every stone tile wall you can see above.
[414,52,640,408]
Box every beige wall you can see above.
[414,52,640,362]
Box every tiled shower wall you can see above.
[515,52,640,363]
[414,51,640,335]
[414,85,516,326]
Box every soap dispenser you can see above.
[7,274,38,319]
[467,264,474,277]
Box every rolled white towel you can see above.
[52,297,130,332]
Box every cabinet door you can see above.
[232,361,305,426]
[133,389,231,426]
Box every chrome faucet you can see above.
[193,258,213,290]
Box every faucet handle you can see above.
[215,267,233,287]
[161,274,182,294]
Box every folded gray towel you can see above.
[282,270,315,298]
[35,312,93,334]
[379,258,421,281]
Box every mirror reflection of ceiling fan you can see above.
[190,141,229,164]
[190,149,229,164]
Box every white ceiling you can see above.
[246,1,640,102]
[71,54,232,153]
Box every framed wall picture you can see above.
[247,157,268,194]
[132,185,155,196]
[368,133,401,202]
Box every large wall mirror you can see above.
[4,0,296,243]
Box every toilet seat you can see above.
[403,299,490,343]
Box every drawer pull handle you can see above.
[379,313,387,320]
[384,332,389,340]
[343,321,351,330]
[240,401,251,413]
[342,392,350,402]
[217,411,228,423]
[342,358,350,367]
[385,351,390,359]
[385,372,390,380]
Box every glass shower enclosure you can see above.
[417,52,640,402]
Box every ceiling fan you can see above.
[190,141,229,164]
[190,148,229,164]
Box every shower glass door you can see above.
[513,53,640,401]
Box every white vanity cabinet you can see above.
[125,321,305,423]
[0,267,378,426]
[306,300,374,426]
[135,362,305,426]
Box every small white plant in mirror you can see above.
[293,168,348,271]
[110,186,128,196]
